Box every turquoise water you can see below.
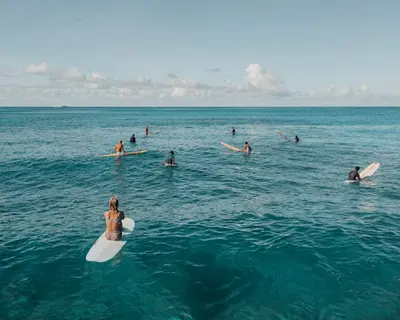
[1,107,400,320]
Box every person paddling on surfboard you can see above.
[114,140,127,156]
[130,134,136,143]
[242,141,252,153]
[104,197,125,241]
[348,166,361,181]
[295,135,300,143]
[232,127,236,135]
[164,151,175,165]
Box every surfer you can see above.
[130,134,136,143]
[114,140,126,156]
[232,127,236,135]
[104,197,125,241]
[145,126,149,136]
[165,151,175,165]
[348,166,361,181]
[242,141,252,153]
[295,135,300,143]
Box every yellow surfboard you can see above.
[275,129,292,142]
[101,150,148,158]
[220,141,243,152]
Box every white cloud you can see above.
[327,84,337,96]
[25,62,50,75]
[179,78,197,88]
[90,72,106,81]
[116,88,133,97]
[325,83,371,98]
[1,61,396,106]
[244,64,290,97]
[53,67,86,81]
[245,64,279,90]
[356,84,369,95]
[84,82,108,90]
[136,76,152,85]
[84,72,110,89]
[171,87,187,97]
[26,62,86,82]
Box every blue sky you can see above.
[0,0,399,106]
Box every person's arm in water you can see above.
[356,172,361,181]
[171,156,175,165]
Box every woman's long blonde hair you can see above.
[109,197,119,213]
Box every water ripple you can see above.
[1,107,400,319]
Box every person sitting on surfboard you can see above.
[130,134,136,143]
[164,151,175,165]
[348,166,361,181]
[145,126,149,136]
[104,197,125,241]
[295,135,300,143]
[242,142,252,153]
[232,127,236,135]
[114,140,126,156]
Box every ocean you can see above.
[0,107,399,320]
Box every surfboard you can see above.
[86,218,135,263]
[164,163,177,167]
[164,160,177,167]
[101,150,148,157]
[220,141,243,152]
[345,162,380,183]
[275,129,292,142]
[360,162,380,178]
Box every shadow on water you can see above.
[164,166,175,180]
[147,251,268,320]
[182,253,264,319]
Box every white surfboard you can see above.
[345,162,380,183]
[359,162,380,179]
[86,218,135,263]
[164,159,177,167]
[164,163,177,167]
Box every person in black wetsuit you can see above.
[295,135,300,143]
[164,151,175,165]
[130,134,136,143]
[232,127,236,135]
[348,166,361,181]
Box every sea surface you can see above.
[1,107,400,320]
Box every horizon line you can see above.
[1,105,400,108]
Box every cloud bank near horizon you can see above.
[0,62,398,106]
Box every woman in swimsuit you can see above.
[104,197,125,241]
[242,141,252,153]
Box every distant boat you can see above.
[60,105,68,108]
